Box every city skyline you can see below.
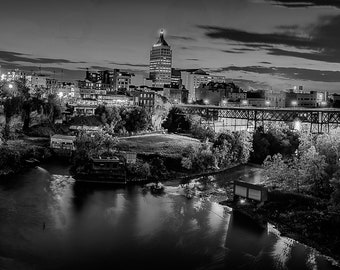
[1,0,340,91]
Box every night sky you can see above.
[1,0,340,91]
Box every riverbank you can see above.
[0,138,52,177]
[220,191,340,263]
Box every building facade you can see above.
[149,29,172,87]
[264,91,286,107]
[163,83,188,104]
[285,90,326,108]
[180,69,225,101]
[195,82,242,106]
[132,90,156,110]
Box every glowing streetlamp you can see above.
[294,119,302,131]
[222,99,227,106]
[8,83,13,89]
[321,101,327,107]
[265,100,270,107]
[291,100,298,107]
[204,99,209,105]
[241,100,248,106]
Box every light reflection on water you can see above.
[0,163,338,270]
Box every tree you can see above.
[122,107,151,133]
[330,170,340,211]
[162,107,191,132]
[95,105,108,125]
[190,121,215,142]
[181,143,216,172]
[250,124,299,164]
[0,124,11,145]
[107,106,122,131]
[43,94,62,124]
[298,146,328,196]
[262,154,299,190]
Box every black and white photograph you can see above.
[1,0,340,269]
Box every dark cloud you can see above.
[108,61,148,68]
[199,15,340,63]
[222,50,243,54]
[267,48,340,63]
[197,25,314,48]
[276,25,299,30]
[213,65,340,82]
[228,78,271,89]
[0,50,84,64]
[267,0,340,8]
[168,35,196,41]
[222,47,258,53]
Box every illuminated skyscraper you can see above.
[149,29,172,87]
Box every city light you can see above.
[204,99,209,105]
[294,119,302,131]
[241,100,248,106]
[58,92,63,98]
[321,101,327,107]
[222,99,227,106]
[265,100,270,106]
[240,198,246,204]
[291,100,298,107]
[8,83,13,89]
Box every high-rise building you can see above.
[149,29,172,87]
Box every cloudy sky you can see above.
[1,0,340,91]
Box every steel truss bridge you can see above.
[176,105,340,133]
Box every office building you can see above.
[149,29,172,87]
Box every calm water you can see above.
[0,161,338,270]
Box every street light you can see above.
[294,119,302,131]
[204,99,209,105]
[222,99,227,106]
[8,83,13,89]
[265,100,270,107]
[241,100,248,106]
[321,101,327,107]
[291,100,298,107]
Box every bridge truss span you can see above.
[176,105,340,133]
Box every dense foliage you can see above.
[162,107,191,133]
[181,130,253,172]
[250,124,299,164]
[262,131,340,210]
[94,105,151,134]
[0,81,61,138]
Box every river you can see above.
[0,161,339,270]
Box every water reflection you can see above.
[0,163,339,270]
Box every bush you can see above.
[126,160,151,179]
[190,122,215,142]
[181,143,216,172]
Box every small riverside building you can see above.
[50,134,76,156]
[73,156,127,184]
